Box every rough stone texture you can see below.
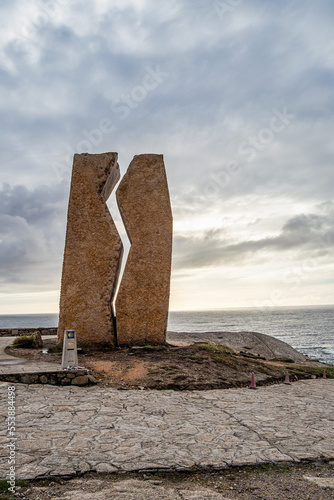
[58,153,123,347]
[167,331,308,362]
[71,375,89,386]
[116,154,173,346]
[304,476,334,489]
[32,331,43,349]
[0,328,57,337]
[0,369,95,386]
[0,380,333,481]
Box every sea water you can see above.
[0,306,333,364]
[168,305,334,365]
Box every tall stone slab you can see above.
[58,153,123,347]
[116,154,173,346]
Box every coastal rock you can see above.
[58,153,123,347]
[71,375,89,386]
[32,331,43,349]
[167,331,308,362]
[116,154,173,346]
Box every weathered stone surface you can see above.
[0,328,58,337]
[116,154,173,346]
[58,153,123,347]
[71,375,89,386]
[1,380,333,481]
[32,331,43,348]
[167,331,308,362]
[304,476,334,489]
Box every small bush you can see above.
[47,342,63,354]
[12,336,34,348]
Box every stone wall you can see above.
[0,369,96,386]
[0,328,58,337]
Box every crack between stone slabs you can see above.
[219,408,296,463]
[251,331,279,358]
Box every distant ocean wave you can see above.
[0,314,59,329]
[0,305,333,364]
[323,348,334,355]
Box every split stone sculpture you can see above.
[115,154,173,346]
[58,153,123,347]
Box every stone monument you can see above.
[115,154,173,346]
[58,153,123,347]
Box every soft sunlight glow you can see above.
[1,1,333,314]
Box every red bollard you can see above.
[284,372,291,385]
[249,372,257,389]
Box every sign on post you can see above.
[62,330,78,369]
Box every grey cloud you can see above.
[0,0,334,304]
[173,209,334,271]
[0,182,68,287]
[0,182,68,224]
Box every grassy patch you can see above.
[141,345,167,351]
[197,343,235,355]
[185,355,203,362]
[289,365,334,378]
[211,354,230,364]
[47,342,63,354]
[196,344,237,366]
[270,357,295,363]
[239,352,266,360]
[255,364,272,374]
[12,336,34,348]
[0,480,28,499]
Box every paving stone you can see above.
[304,476,334,489]
[0,378,333,480]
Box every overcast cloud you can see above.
[0,0,333,312]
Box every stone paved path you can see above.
[0,336,62,374]
[1,379,333,480]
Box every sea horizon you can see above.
[1,302,333,317]
[0,305,333,364]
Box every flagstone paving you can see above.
[0,379,333,481]
[0,336,62,374]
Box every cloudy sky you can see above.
[1,0,334,314]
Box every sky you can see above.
[0,0,334,314]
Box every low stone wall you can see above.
[0,370,97,386]
[0,328,58,337]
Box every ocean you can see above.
[0,305,333,365]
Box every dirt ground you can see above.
[6,339,332,390]
[3,461,334,500]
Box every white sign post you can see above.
[62,330,78,369]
